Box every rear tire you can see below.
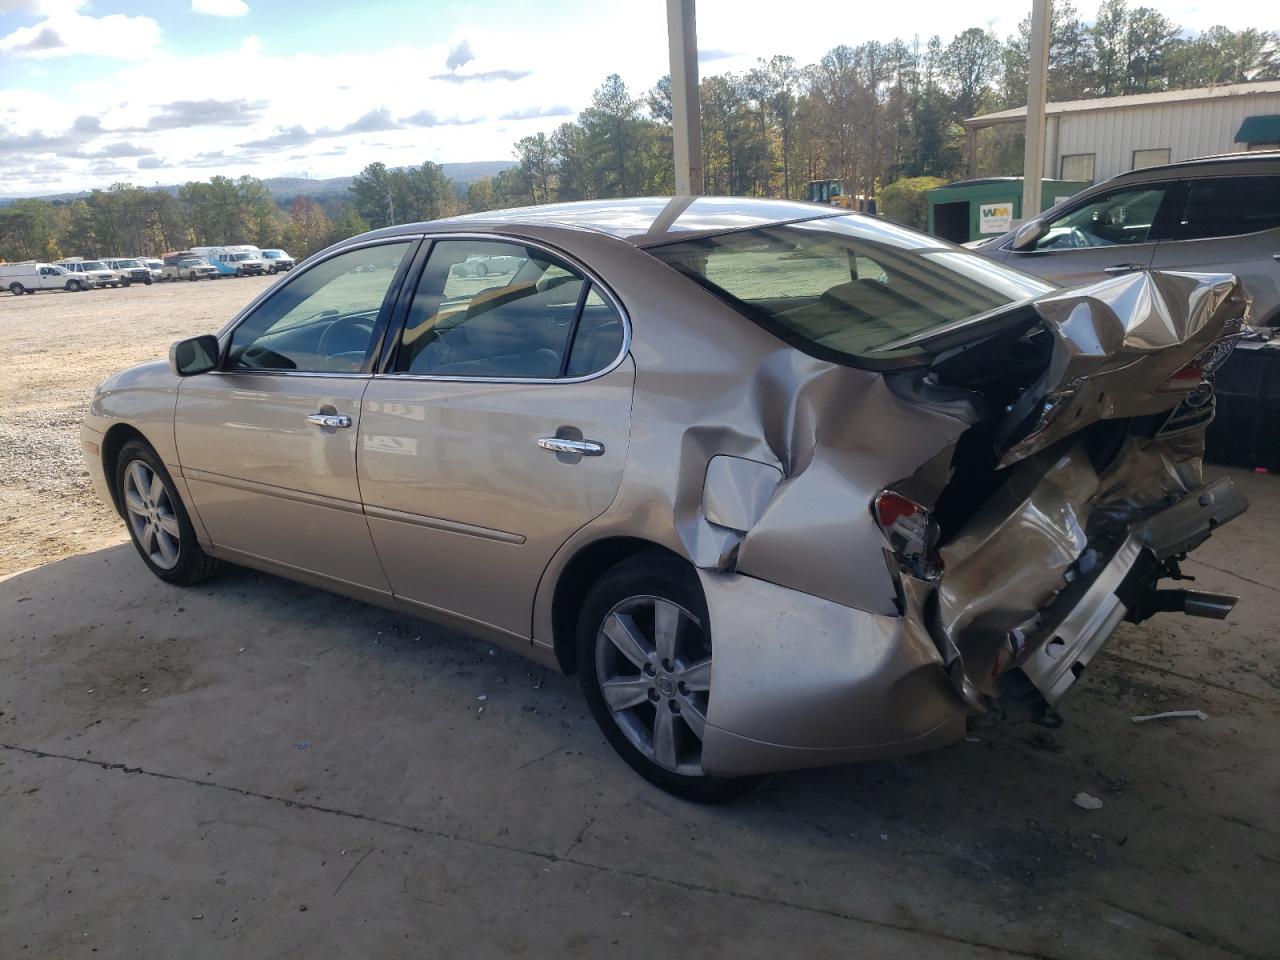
[115,440,223,586]
[9,282,25,295]
[577,552,762,803]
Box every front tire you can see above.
[115,440,222,586]
[577,553,760,803]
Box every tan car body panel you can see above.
[359,358,635,639]
[174,372,391,594]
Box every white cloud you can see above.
[9,0,1268,197]
[0,3,160,60]
[191,0,250,16]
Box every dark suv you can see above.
[974,152,1280,326]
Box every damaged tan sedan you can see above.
[82,198,1250,802]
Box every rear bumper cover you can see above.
[696,476,1246,776]
[696,570,967,777]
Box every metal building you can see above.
[964,80,1280,183]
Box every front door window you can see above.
[227,241,411,373]
[1035,183,1174,251]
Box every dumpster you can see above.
[1205,340,1280,473]
[927,177,1090,243]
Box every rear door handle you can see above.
[537,437,605,456]
[1104,263,1145,274]
[1273,253,1279,261]
[305,413,352,429]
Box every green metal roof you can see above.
[1235,115,1280,144]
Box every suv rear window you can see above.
[646,215,1052,363]
[1172,175,1280,240]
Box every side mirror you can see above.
[169,334,221,377]
[1011,218,1049,251]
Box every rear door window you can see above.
[1169,175,1280,240]
[392,239,623,379]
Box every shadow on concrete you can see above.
[2,541,1277,959]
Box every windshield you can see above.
[232,252,256,261]
[81,261,107,270]
[181,258,208,267]
[647,215,1053,362]
[261,250,281,258]
[117,259,141,268]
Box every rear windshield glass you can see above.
[646,215,1052,362]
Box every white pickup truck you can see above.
[57,259,124,288]
[1,262,90,294]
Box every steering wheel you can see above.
[316,315,375,370]
[1069,227,1092,248]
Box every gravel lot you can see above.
[1,277,1278,957]
[0,277,275,576]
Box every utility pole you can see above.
[1021,0,1051,222]
[666,0,703,195]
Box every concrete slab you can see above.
[2,469,1278,959]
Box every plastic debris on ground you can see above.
[1130,709,1209,723]
[1073,792,1104,811]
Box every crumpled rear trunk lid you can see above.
[912,270,1250,707]
[992,270,1246,467]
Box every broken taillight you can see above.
[1155,357,1205,393]
[1156,335,1242,393]
[873,490,941,580]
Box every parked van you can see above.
[57,258,124,288]
[189,245,266,277]
[138,258,165,282]
[103,258,153,285]
[257,248,296,273]
[1,261,88,294]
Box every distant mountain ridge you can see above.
[0,161,514,205]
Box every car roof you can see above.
[1113,150,1280,179]
[395,196,842,246]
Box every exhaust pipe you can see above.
[1182,591,1237,620]
[1138,588,1237,621]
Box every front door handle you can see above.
[306,413,352,429]
[537,437,605,456]
[1273,253,1279,261]
[1104,263,1144,274]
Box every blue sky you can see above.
[0,0,1271,196]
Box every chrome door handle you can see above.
[537,437,605,456]
[1104,263,1144,274]
[306,413,352,429]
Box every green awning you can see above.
[1235,115,1280,144]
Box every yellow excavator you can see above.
[805,179,877,214]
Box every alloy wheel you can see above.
[595,595,712,776]
[122,459,181,570]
